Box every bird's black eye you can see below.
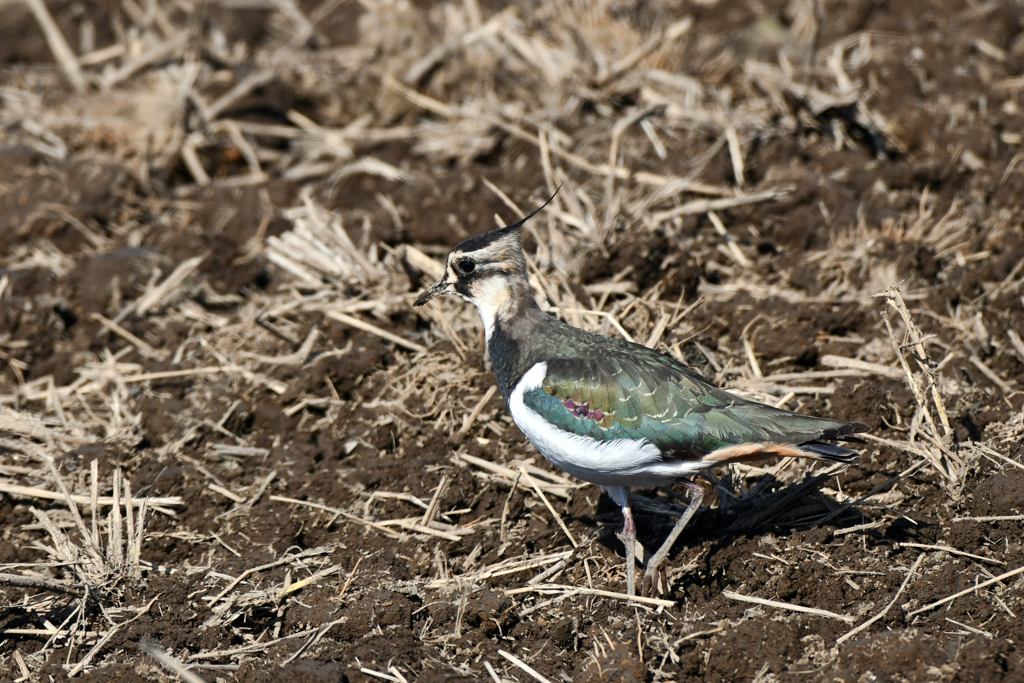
[458,259,475,274]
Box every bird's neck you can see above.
[477,280,554,402]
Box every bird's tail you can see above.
[701,421,868,467]
[699,442,851,465]
[791,440,860,463]
[802,420,869,463]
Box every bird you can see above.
[413,193,868,597]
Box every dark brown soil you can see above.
[2,0,1024,681]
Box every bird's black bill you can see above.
[413,279,452,306]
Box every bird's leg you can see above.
[642,480,705,596]
[615,505,637,597]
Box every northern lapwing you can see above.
[414,194,868,597]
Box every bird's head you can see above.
[413,223,525,308]
[413,190,558,337]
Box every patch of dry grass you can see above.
[1,0,1022,680]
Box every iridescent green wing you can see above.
[521,344,854,456]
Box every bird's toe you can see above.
[641,563,667,597]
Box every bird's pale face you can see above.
[414,227,523,303]
[413,228,525,339]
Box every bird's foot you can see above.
[639,481,707,597]
[641,561,667,597]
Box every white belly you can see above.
[508,363,707,488]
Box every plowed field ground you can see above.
[1,0,1023,681]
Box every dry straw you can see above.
[3,0,1022,677]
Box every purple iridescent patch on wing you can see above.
[563,398,603,421]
